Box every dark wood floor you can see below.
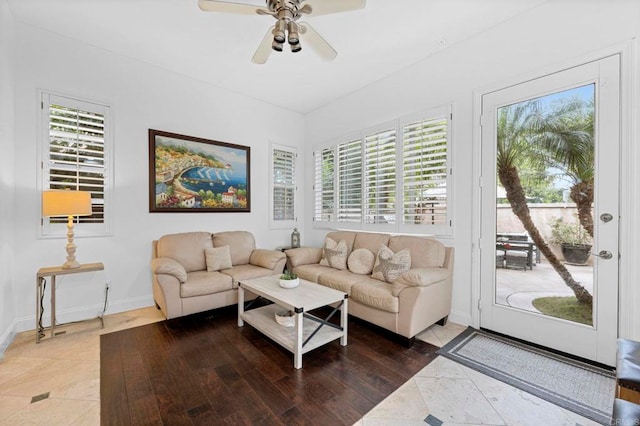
[101,305,438,425]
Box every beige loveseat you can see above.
[151,231,286,319]
[285,231,453,343]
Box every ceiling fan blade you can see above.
[252,27,274,64]
[299,23,337,61]
[198,0,269,15]
[303,0,366,17]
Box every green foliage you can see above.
[280,272,298,280]
[532,296,593,325]
[549,217,590,245]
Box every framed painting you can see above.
[149,129,251,212]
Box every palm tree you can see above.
[529,98,595,237]
[497,101,592,305]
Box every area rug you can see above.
[437,327,615,425]
[100,306,438,425]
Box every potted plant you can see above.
[549,217,592,265]
[279,272,300,288]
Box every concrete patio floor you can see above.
[496,261,594,313]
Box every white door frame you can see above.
[471,41,637,342]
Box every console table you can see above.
[35,262,104,343]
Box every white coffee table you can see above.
[238,275,348,369]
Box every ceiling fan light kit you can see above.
[198,0,366,64]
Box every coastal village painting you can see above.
[149,129,250,212]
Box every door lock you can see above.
[591,250,613,260]
[600,213,613,223]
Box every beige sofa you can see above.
[285,231,453,343]
[151,231,286,319]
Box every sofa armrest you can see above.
[249,249,286,271]
[151,257,187,283]
[396,268,450,288]
[285,247,323,267]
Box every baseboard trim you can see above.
[448,309,472,327]
[0,319,17,359]
[13,295,155,334]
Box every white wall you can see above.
[305,0,640,329]
[0,0,16,355]
[10,23,306,333]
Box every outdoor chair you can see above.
[496,249,506,268]
[505,250,527,270]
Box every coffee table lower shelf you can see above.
[241,304,344,363]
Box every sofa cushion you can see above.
[222,264,276,288]
[205,246,233,272]
[181,271,232,298]
[293,264,334,283]
[319,237,348,270]
[326,231,357,254]
[350,278,406,313]
[157,232,212,273]
[347,248,375,275]
[317,269,367,294]
[213,231,256,265]
[389,236,445,268]
[372,246,411,283]
[353,232,390,254]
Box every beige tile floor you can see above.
[0,308,596,425]
[360,323,601,426]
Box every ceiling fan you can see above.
[198,0,367,64]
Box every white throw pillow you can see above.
[347,248,375,275]
[205,246,233,272]
[319,237,348,270]
[372,246,411,283]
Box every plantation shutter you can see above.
[337,139,362,224]
[272,147,295,222]
[364,128,397,225]
[402,116,449,227]
[313,147,335,223]
[41,92,111,236]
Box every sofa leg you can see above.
[436,316,448,326]
[401,336,415,348]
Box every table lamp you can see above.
[42,190,92,269]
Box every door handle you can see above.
[591,250,613,260]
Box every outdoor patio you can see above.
[496,261,594,313]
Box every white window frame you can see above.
[362,121,398,233]
[269,142,297,230]
[38,90,113,238]
[398,105,452,235]
[312,144,335,227]
[312,105,453,236]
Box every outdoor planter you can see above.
[561,243,592,265]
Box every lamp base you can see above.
[62,260,81,269]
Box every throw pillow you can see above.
[372,246,411,283]
[205,246,233,272]
[347,248,375,275]
[319,237,348,270]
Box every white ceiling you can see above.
[7,0,549,114]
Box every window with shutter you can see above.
[337,139,362,225]
[402,115,449,231]
[312,105,451,236]
[364,128,397,226]
[40,92,112,237]
[270,144,296,229]
[313,147,335,223]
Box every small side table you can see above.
[36,262,104,343]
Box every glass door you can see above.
[480,55,620,365]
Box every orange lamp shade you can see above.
[42,190,93,217]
